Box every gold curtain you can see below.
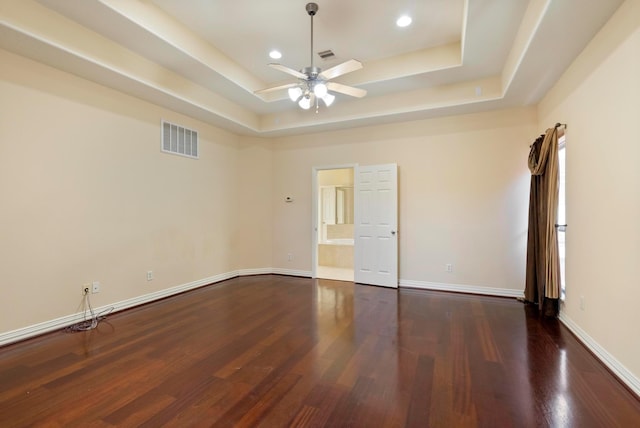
[525,126,561,316]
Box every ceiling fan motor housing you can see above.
[302,66,321,79]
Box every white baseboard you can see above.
[0,270,238,347]
[399,279,524,298]
[559,312,640,397]
[0,311,95,348]
[237,267,273,276]
[0,268,313,347]
[271,268,313,278]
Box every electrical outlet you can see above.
[82,284,90,295]
[446,263,453,273]
[147,271,154,281]
[580,295,585,310]
[287,253,293,262]
[91,281,101,294]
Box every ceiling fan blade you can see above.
[327,82,367,98]
[269,63,308,79]
[318,59,363,80]
[254,82,299,95]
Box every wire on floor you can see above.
[66,289,113,332]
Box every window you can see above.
[558,136,566,299]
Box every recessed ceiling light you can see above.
[269,50,282,59]
[396,15,412,28]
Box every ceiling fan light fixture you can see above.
[288,86,303,101]
[299,95,312,109]
[322,93,335,107]
[313,82,328,98]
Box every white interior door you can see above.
[354,164,398,288]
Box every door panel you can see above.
[354,164,398,288]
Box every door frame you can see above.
[311,164,358,279]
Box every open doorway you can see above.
[314,167,355,281]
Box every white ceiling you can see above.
[0,0,623,136]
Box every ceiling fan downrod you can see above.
[306,3,318,72]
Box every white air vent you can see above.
[161,120,198,159]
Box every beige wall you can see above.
[235,137,274,270]
[272,108,537,290]
[538,0,640,379]
[0,49,271,332]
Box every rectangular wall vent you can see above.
[161,120,198,159]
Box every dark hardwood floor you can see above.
[1,275,639,427]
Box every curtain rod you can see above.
[529,123,568,147]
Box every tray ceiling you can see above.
[0,0,623,136]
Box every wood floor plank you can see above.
[0,275,639,427]
[288,404,319,428]
[407,354,435,427]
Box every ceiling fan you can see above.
[254,2,367,110]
